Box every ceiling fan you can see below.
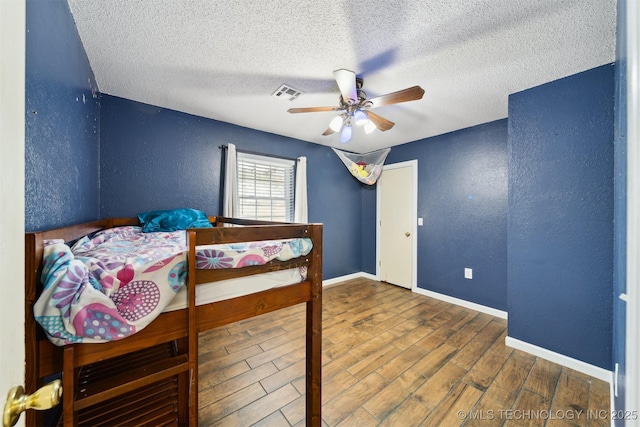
[288,69,425,143]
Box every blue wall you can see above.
[99,95,364,280]
[25,0,100,232]
[361,185,378,274]
[376,120,509,311]
[24,0,622,375]
[507,65,615,369]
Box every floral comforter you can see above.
[34,226,312,345]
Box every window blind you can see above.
[237,152,295,222]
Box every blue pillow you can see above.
[138,208,213,233]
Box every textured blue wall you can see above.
[99,95,363,279]
[374,120,509,311]
[613,0,627,415]
[361,185,378,274]
[25,0,100,231]
[508,65,615,369]
[23,0,621,376]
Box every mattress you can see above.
[163,267,307,312]
[34,226,312,345]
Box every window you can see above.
[237,152,295,222]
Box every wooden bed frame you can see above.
[24,216,323,426]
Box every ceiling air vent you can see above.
[272,84,302,101]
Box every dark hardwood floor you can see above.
[198,278,610,426]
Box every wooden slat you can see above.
[195,281,312,331]
[78,379,178,423]
[78,377,180,426]
[194,258,308,283]
[187,230,198,426]
[27,218,113,244]
[36,340,62,378]
[110,217,143,226]
[73,309,188,367]
[214,216,290,226]
[37,310,187,377]
[190,223,315,245]
[24,233,43,427]
[77,342,176,385]
[74,355,189,410]
[62,346,76,427]
[176,338,190,426]
[306,224,323,427]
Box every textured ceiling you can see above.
[68,0,616,154]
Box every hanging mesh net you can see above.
[332,147,391,185]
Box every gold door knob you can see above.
[405,232,411,237]
[3,380,62,427]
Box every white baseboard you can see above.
[323,272,507,320]
[610,380,616,425]
[412,287,508,319]
[505,336,613,384]
[322,271,378,287]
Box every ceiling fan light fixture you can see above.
[288,68,424,140]
[340,123,352,143]
[364,121,377,134]
[329,115,344,132]
[354,109,369,126]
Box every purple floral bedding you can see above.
[34,226,312,345]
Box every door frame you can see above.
[376,160,418,291]
[626,0,639,415]
[0,0,26,422]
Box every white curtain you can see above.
[294,156,308,223]
[222,143,238,217]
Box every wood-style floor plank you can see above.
[422,381,484,426]
[198,278,610,426]
[466,383,518,427]
[363,368,426,421]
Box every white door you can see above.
[1,1,26,425]
[377,161,416,289]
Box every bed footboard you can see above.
[187,220,323,426]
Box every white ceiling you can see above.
[68,0,617,154]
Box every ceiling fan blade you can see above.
[322,127,336,136]
[288,106,343,113]
[367,86,425,108]
[366,111,395,131]
[333,69,358,104]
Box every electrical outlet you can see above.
[464,268,473,279]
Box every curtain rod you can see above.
[218,145,301,162]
